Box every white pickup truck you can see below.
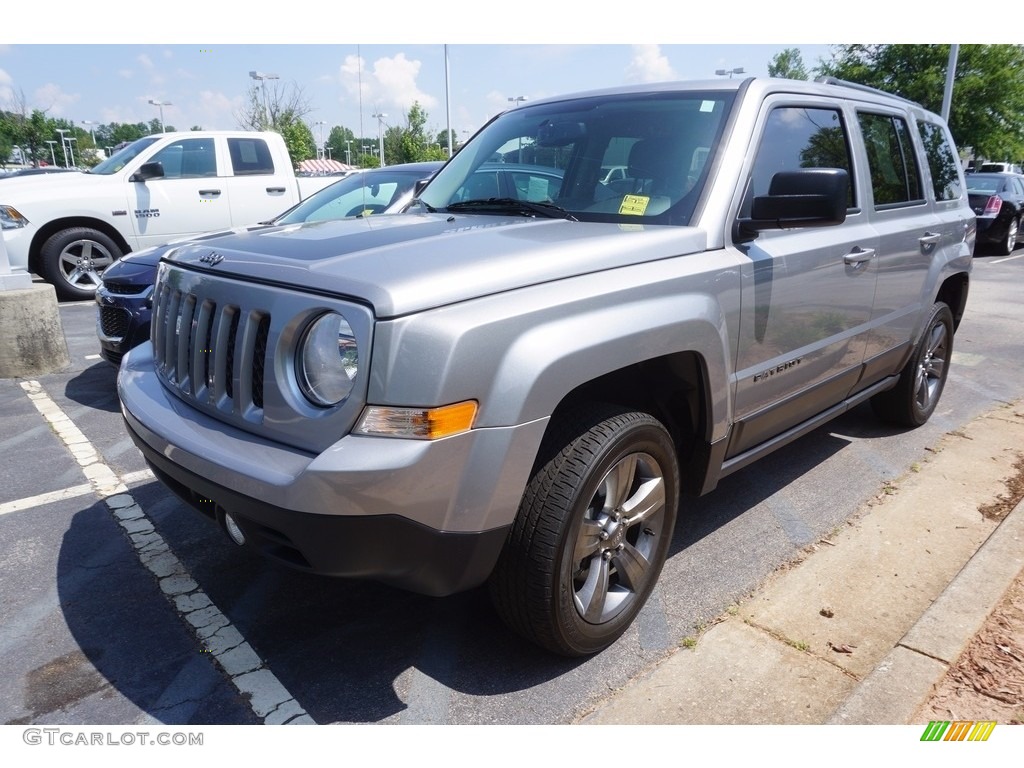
[0,131,335,300]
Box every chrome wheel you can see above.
[58,237,115,291]
[41,227,123,301]
[1003,217,1019,255]
[913,316,948,416]
[571,452,667,624]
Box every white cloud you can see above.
[624,44,676,84]
[338,52,437,119]
[33,83,80,117]
[0,68,13,106]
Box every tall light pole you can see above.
[55,129,70,166]
[45,140,57,166]
[80,120,96,143]
[372,111,387,167]
[507,96,527,162]
[345,139,352,165]
[249,71,279,128]
[314,120,326,160]
[148,99,171,132]
[65,137,77,167]
[715,67,745,78]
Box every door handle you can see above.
[919,231,942,245]
[266,186,286,193]
[843,247,875,267]
[199,189,221,196]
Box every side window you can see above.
[744,105,854,217]
[918,120,963,202]
[857,112,924,207]
[149,138,217,179]
[228,138,275,176]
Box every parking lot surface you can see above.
[2,250,1023,727]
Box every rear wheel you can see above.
[871,301,953,427]
[998,216,1019,256]
[40,227,122,301]
[489,404,679,656]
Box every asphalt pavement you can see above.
[579,401,1024,726]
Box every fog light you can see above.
[223,512,246,546]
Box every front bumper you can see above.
[119,343,548,596]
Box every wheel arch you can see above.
[936,270,969,332]
[28,216,132,275]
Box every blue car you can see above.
[96,162,442,365]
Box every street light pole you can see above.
[345,139,352,165]
[371,111,388,167]
[507,96,527,162]
[55,129,70,166]
[148,99,171,132]
[65,137,77,167]
[714,67,745,78]
[81,120,96,143]
[314,120,326,160]
[45,140,57,166]
[249,71,280,129]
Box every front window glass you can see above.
[90,136,162,175]
[149,138,217,179]
[419,91,735,225]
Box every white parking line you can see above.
[0,484,94,517]
[18,380,313,725]
[991,252,1024,264]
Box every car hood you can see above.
[167,212,709,318]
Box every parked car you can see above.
[0,167,80,179]
[96,161,442,365]
[977,161,1022,174]
[965,171,1024,255]
[119,77,973,656]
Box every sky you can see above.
[1,2,999,152]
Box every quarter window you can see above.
[858,113,923,207]
[918,120,963,202]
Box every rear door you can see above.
[727,97,879,457]
[224,136,298,225]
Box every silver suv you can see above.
[120,77,975,656]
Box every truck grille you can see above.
[152,280,269,418]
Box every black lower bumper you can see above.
[125,417,510,597]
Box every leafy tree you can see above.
[816,44,1024,161]
[768,48,809,80]
[326,125,357,164]
[279,115,316,163]
[235,79,314,166]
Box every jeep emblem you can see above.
[200,252,225,266]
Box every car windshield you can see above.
[275,165,440,224]
[419,89,735,225]
[91,136,163,175]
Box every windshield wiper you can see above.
[446,197,576,221]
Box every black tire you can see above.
[997,216,1019,256]
[40,227,122,302]
[489,404,679,656]
[871,301,953,427]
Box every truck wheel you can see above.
[871,301,953,427]
[40,227,122,302]
[489,405,679,656]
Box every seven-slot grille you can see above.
[152,279,270,415]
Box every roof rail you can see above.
[813,76,921,107]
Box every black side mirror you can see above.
[130,162,165,182]
[738,168,849,238]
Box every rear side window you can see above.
[744,105,855,215]
[918,121,962,202]
[858,112,924,207]
[228,138,275,176]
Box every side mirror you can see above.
[738,168,849,237]
[130,162,165,182]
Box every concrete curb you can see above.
[828,497,1024,724]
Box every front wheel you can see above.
[871,301,953,427]
[40,227,122,302]
[489,405,679,656]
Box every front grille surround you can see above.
[151,263,374,455]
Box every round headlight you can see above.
[298,312,359,406]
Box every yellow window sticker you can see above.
[619,195,649,216]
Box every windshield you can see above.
[420,90,735,225]
[275,165,441,224]
[91,136,162,175]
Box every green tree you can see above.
[816,44,1024,161]
[326,125,356,164]
[768,48,809,80]
[279,114,316,163]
